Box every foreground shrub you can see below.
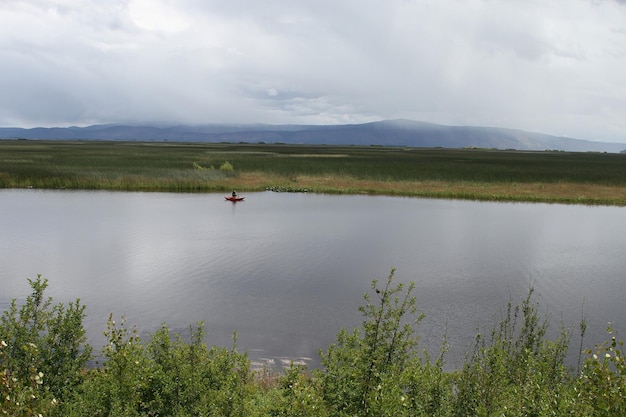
[0,276,91,415]
[69,316,251,417]
[0,339,54,417]
[4,273,626,416]
[574,325,626,416]
[248,365,328,417]
[317,268,453,416]
[452,289,573,416]
[69,315,149,416]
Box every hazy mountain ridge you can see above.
[1,119,625,153]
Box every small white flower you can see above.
[606,353,611,358]
[34,371,44,384]
[0,340,7,347]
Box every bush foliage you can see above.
[1,273,624,416]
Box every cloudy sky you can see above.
[1,0,625,142]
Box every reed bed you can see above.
[1,140,626,205]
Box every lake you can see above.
[1,189,624,370]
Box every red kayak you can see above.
[225,196,245,202]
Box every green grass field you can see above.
[2,139,626,205]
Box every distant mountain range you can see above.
[1,119,625,153]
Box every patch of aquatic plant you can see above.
[265,185,309,193]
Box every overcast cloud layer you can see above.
[1,0,626,142]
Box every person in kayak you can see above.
[232,190,237,198]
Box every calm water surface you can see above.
[1,189,624,369]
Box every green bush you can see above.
[452,289,572,416]
[251,365,328,417]
[575,325,626,416]
[0,340,54,417]
[69,317,252,417]
[220,161,234,172]
[0,276,91,415]
[317,268,448,416]
[3,273,626,416]
[72,314,151,416]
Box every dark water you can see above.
[1,189,624,369]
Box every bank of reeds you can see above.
[2,140,626,204]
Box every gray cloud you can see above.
[1,0,625,142]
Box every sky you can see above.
[1,0,626,143]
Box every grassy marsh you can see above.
[1,139,626,205]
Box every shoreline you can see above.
[2,140,625,206]
[7,181,626,206]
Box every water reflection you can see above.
[0,189,624,369]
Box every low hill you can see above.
[1,119,625,152]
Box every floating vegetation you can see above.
[265,186,309,193]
